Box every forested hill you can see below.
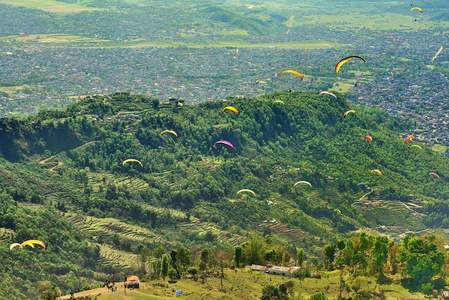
[0,91,448,298]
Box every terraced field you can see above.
[97,243,138,272]
[63,213,173,248]
[263,222,316,243]
[177,217,246,246]
[87,172,150,193]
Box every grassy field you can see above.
[57,268,426,299]
[0,34,109,44]
[0,0,102,12]
[78,40,341,49]
[431,144,448,153]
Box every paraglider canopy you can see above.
[237,189,256,196]
[371,169,382,176]
[273,100,285,104]
[410,7,423,13]
[319,91,337,100]
[222,106,238,115]
[160,130,178,137]
[343,110,356,118]
[429,173,440,179]
[279,70,303,81]
[19,240,46,250]
[9,243,20,251]
[404,135,415,144]
[409,144,422,149]
[294,181,312,187]
[363,135,372,142]
[213,141,234,149]
[335,56,366,73]
[122,159,143,167]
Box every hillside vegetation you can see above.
[0,91,448,298]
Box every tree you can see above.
[161,254,168,280]
[152,99,160,110]
[297,248,304,267]
[401,236,445,286]
[261,284,279,300]
[309,292,327,300]
[216,250,229,288]
[38,281,61,300]
[323,244,337,264]
[265,235,273,245]
[371,236,389,275]
[169,249,180,279]
[168,268,177,281]
[176,246,191,277]
[234,246,243,268]
[187,267,199,281]
[244,235,266,265]
[199,248,209,283]
[139,247,151,276]
[388,240,400,275]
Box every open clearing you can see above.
[58,269,425,299]
[0,34,109,44]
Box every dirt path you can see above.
[57,282,174,300]
[431,46,443,63]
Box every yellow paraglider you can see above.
[279,70,303,81]
[222,106,238,115]
[237,189,256,196]
[335,56,366,73]
[19,240,46,250]
[9,243,20,251]
[294,181,312,188]
[122,159,143,167]
[273,100,285,104]
[343,110,356,118]
[409,145,422,149]
[160,130,178,137]
[410,7,423,13]
[371,169,382,176]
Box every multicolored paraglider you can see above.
[404,135,415,144]
[160,130,178,137]
[122,159,143,167]
[319,91,337,100]
[371,169,382,176]
[363,135,372,142]
[343,110,356,118]
[279,70,303,81]
[429,173,440,179]
[19,240,46,250]
[222,106,238,115]
[335,56,366,73]
[213,141,234,149]
[294,181,312,188]
[237,189,256,196]
[410,7,423,13]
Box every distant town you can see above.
[0,13,448,151]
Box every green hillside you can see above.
[0,91,448,298]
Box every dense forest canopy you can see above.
[0,90,448,298]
